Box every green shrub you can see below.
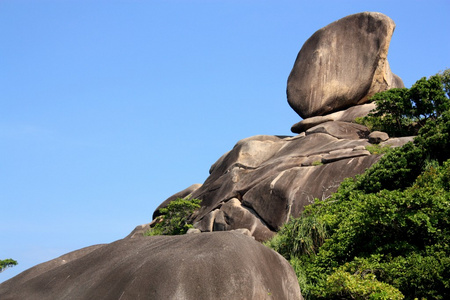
[266,214,328,259]
[321,270,404,300]
[0,259,17,273]
[365,144,392,155]
[359,70,449,137]
[146,197,201,236]
[312,160,323,166]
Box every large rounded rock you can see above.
[0,232,302,300]
[287,12,404,119]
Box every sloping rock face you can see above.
[154,124,411,241]
[0,232,302,300]
[164,123,410,241]
[287,12,404,119]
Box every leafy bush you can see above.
[359,70,449,137]
[365,144,392,155]
[320,270,404,300]
[312,160,323,166]
[266,214,328,259]
[146,197,201,236]
[440,68,450,98]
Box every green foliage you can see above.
[268,159,450,299]
[439,68,450,98]
[0,259,17,273]
[415,109,450,164]
[312,160,323,166]
[320,270,404,300]
[409,75,449,124]
[146,197,201,236]
[289,257,310,297]
[364,144,392,155]
[266,214,328,259]
[355,142,424,193]
[363,88,415,136]
[355,109,450,193]
[359,70,450,137]
[266,84,450,299]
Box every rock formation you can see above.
[159,125,412,242]
[0,12,409,300]
[287,12,404,119]
[0,232,302,300]
[149,12,409,242]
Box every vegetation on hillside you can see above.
[145,197,201,236]
[267,70,450,300]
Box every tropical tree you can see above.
[359,69,450,137]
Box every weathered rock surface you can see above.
[287,12,404,119]
[305,121,370,139]
[369,131,390,143]
[291,103,376,133]
[154,125,411,241]
[380,136,415,148]
[147,12,409,242]
[0,232,302,300]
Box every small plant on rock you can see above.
[145,197,202,236]
[312,160,323,166]
[365,144,392,155]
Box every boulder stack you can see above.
[0,12,410,300]
[149,12,410,241]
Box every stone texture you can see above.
[321,148,371,163]
[305,121,370,139]
[380,136,415,148]
[368,131,390,144]
[151,123,415,241]
[291,103,376,134]
[329,102,377,122]
[242,156,380,230]
[194,199,276,242]
[125,223,151,239]
[291,115,334,133]
[187,132,370,226]
[0,232,302,300]
[287,12,404,119]
[149,128,383,240]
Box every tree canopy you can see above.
[358,70,450,137]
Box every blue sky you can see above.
[1,0,449,282]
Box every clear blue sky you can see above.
[1,0,449,282]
